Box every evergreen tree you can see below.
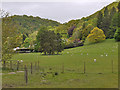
[117,2,120,27]
[101,7,110,37]
[118,1,120,12]
[97,11,103,29]
[107,7,117,38]
[118,13,120,27]
[104,7,109,17]
[110,7,116,18]
[114,28,120,41]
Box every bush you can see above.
[87,27,106,43]
[64,39,84,49]
[114,28,120,41]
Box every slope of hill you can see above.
[3,1,119,49]
[19,1,119,48]
[6,15,61,34]
[4,1,119,37]
[85,2,118,20]
[4,39,117,88]
[56,2,119,41]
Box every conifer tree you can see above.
[97,11,103,29]
[118,1,120,12]
[101,7,110,37]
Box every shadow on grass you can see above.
[84,39,106,46]
[41,53,62,56]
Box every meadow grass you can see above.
[2,39,118,88]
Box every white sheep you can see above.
[94,59,96,62]
[21,60,23,63]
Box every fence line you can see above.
[2,59,115,85]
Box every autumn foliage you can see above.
[87,27,106,43]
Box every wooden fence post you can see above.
[31,63,32,74]
[17,60,19,71]
[112,60,113,73]
[62,63,64,73]
[24,65,28,85]
[84,61,86,74]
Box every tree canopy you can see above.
[2,12,22,60]
[35,26,64,55]
[87,27,106,43]
[114,28,120,41]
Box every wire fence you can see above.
[1,59,115,85]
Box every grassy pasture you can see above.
[2,39,118,88]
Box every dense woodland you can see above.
[2,1,120,58]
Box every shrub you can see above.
[114,28,120,41]
[87,27,106,43]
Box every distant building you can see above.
[13,47,34,53]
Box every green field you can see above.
[2,39,118,88]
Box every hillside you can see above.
[55,2,119,41]
[19,1,119,48]
[2,1,120,49]
[85,2,118,20]
[5,15,61,34]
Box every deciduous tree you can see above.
[87,27,106,43]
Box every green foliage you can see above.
[108,12,118,39]
[104,6,109,17]
[82,24,94,38]
[5,15,61,35]
[111,13,118,27]
[22,37,31,48]
[2,1,120,58]
[68,25,76,37]
[71,30,82,40]
[87,27,106,43]
[46,2,119,41]
[118,1,120,12]
[22,34,27,43]
[53,25,68,38]
[55,33,64,54]
[97,11,103,29]
[108,5,120,39]
[118,12,120,27]
[61,2,119,41]
[96,6,117,39]
[35,26,64,55]
[101,7,111,37]
[114,28,120,41]
[2,15,23,60]
[110,7,117,18]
